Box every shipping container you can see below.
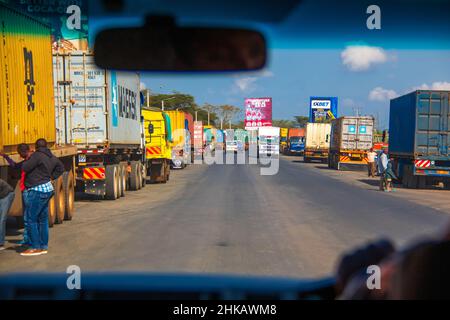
[328,116,374,170]
[0,5,55,153]
[53,52,145,199]
[288,128,305,139]
[53,53,141,148]
[304,123,331,163]
[389,90,450,188]
[0,5,77,226]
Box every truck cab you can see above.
[142,107,172,183]
[287,136,305,155]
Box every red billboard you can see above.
[244,98,273,129]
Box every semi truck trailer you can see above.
[53,52,146,200]
[304,123,331,163]
[389,90,450,189]
[0,5,77,226]
[328,116,374,170]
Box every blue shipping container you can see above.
[389,90,450,159]
[309,97,338,123]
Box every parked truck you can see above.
[304,123,331,163]
[0,5,77,226]
[328,116,374,170]
[389,90,450,189]
[53,52,145,200]
[280,128,289,153]
[142,107,172,183]
[285,128,306,155]
[165,110,191,169]
[258,127,280,156]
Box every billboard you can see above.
[245,98,273,129]
[309,97,338,123]
[8,0,89,51]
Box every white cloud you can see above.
[232,69,274,94]
[369,87,399,101]
[342,98,356,107]
[234,77,258,93]
[413,81,450,91]
[341,45,388,71]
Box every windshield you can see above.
[1,0,450,301]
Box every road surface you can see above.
[1,155,448,279]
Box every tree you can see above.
[216,105,241,129]
[294,116,309,128]
[272,120,297,128]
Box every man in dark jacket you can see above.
[20,139,65,257]
[0,179,15,251]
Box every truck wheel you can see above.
[166,163,171,182]
[105,165,119,200]
[129,161,140,191]
[119,164,127,197]
[54,176,65,224]
[141,163,147,188]
[48,194,56,227]
[150,163,161,183]
[63,171,75,221]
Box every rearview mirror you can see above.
[94,16,267,72]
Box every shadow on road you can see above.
[358,179,382,187]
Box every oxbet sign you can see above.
[309,97,338,123]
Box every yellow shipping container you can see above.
[0,5,55,154]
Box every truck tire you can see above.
[129,161,140,191]
[105,165,119,200]
[141,163,147,188]
[48,194,56,227]
[54,176,65,224]
[166,163,170,182]
[63,171,75,221]
[119,164,127,197]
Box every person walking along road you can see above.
[367,148,377,178]
[0,179,15,251]
[20,139,64,257]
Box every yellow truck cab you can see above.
[142,107,172,183]
[280,128,289,154]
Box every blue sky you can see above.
[141,48,450,129]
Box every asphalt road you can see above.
[1,155,448,279]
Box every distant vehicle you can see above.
[389,90,450,189]
[304,123,331,163]
[280,128,289,153]
[258,127,280,157]
[226,141,238,152]
[286,136,305,155]
[142,107,172,183]
[328,116,374,170]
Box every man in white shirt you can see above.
[366,148,377,178]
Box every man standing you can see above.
[378,149,389,191]
[20,139,64,257]
[0,179,15,251]
[367,148,377,178]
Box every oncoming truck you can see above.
[0,5,77,226]
[304,123,331,163]
[328,116,374,170]
[53,52,146,200]
[389,90,450,189]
